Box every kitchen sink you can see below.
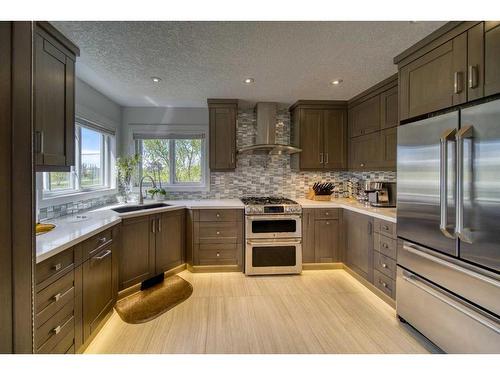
[111,203,171,213]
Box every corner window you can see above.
[135,134,208,190]
[43,123,114,196]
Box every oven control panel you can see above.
[245,205,302,215]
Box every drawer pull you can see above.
[93,249,112,261]
[326,221,330,225]
[360,163,365,167]
[382,225,389,231]
[325,212,329,216]
[216,213,220,218]
[216,231,220,235]
[52,263,62,271]
[216,252,220,257]
[98,237,107,244]
[52,292,62,302]
[381,263,387,268]
[52,325,62,335]
[382,243,389,249]
[379,280,388,288]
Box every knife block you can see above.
[307,188,332,201]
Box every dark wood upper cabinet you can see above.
[155,210,185,274]
[396,21,500,121]
[399,33,467,121]
[344,210,373,282]
[289,101,347,171]
[34,22,79,172]
[484,21,500,97]
[208,99,237,171]
[348,95,380,137]
[379,127,397,169]
[348,132,381,171]
[380,85,398,129]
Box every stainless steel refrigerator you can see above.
[396,98,500,353]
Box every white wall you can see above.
[121,107,208,155]
[76,78,122,146]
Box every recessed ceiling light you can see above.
[331,79,343,86]
[244,78,255,84]
[151,77,162,83]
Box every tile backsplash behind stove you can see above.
[165,108,396,200]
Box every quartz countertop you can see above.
[295,198,397,223]
[36,209,122,264]
[36,199,244,263]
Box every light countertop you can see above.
[295,198,397,223]
[36,197,394,264]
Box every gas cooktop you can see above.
[240,196,298,205]
[240,196,301,215]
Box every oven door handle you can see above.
[247,239,302,245]
[246,215,301,220]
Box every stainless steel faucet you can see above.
[138,175,156,205]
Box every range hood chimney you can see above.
[238,102,302,155]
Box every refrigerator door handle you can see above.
[456,125,474,243]
[439,128,457,239]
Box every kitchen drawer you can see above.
[198,243,240,265]
[374,218,396,238]
[314,208,340,220]
[198,209,242,222]
[36,270,75,327]
[374,233,397,260]
[78,228,113,260]
[373,250,397,279]
[38,329,75,354]
[36,299,74,350]
[36,247,75,289]
[373,269,395,299]
[198,222,241,243]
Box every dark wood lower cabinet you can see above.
[344,210,373,281]
[155,210,185,274]
[82,245,114,342]
[302,208,341,264]
[119,215,156,290]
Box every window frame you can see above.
[41,122,115,199]
[134,129,209,192]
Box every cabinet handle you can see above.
[360,163,365,167]
[325,152,329,164]
[382,242,389,249]
[216,252,220,257]
[98,237,107,244]
[368,222,372,235]
[52,292,62,302]
[52,325,62,335]
[382,225,389,231]
[379,280,388,288]
[157,218,161,232]
[382,263,387,268]
[454,71,463,94]
[93,249,111,261]
[52,263,62,271]
[468,65,478,89]
[35,130,44,154]
[216,231,220,235]
[152,219,156,233]
[320,153,324,164]
[216,213,220,218]
[325,212,329,216]
[326,221,330,225]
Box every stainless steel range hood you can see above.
[238,102,302,155]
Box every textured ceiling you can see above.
[52,21,446,108]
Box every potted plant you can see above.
[147,188,168,201]
[116,154,141,203]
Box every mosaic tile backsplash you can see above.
[163,108,396,199]
[39,108,396,219]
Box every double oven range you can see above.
[241,197,302,275]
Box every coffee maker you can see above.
[364,181,397,207]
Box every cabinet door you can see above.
[484,21,500,96]
[119,215,156,290]
[34,33,75,169]
[349,95,380,137]
[82,245,113,342]
[380,86,398,129]
[301,209,316,263]
[399,33,467,120]
[323,109,347,170]
[467,22,485,101]
[155,210,185,274]
[209,107,236,171]
[345,210,373,281]
[314,219,340,263]
[379,127,397,170]
[348,132,381,170]
[299,109,324,169]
